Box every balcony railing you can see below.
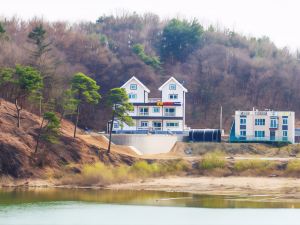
[164,112,176,117]
[148,98,162,103]
[230,135,290,143]
[139,112,149,116]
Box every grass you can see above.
[60,159,189,186]
[234,159,276,172]
[199,151,226,170]
[286,160,300,173]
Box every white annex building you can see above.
[110,76,188,134]
[230,109,295,144]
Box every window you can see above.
[240,118,246,125]
[139,107,149,116]
[255,131,265,138]
[153,107,160,113]
[166,122,179,127]
[113,122,119,129]
[140,121,148,127]
[240,130,246,136]
[128,93,137,99]
[255,119,265,126]
[165,108,176,116]
[130,84,137,90]
[169,94,178,100]
[169,84,176,90]
[270,118,278,128]
[283,117,288,125]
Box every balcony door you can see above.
[270,131,275,141]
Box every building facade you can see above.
[230,109,295,144]
[110,76,188,134]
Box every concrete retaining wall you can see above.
[107,134,188,154]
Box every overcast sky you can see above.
[1,0,300,50]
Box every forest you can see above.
[1,12,300,131]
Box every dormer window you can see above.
[169,84,176,90]
[130,84,137,90]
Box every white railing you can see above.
[164,112,176,117]
[148,98,162,103]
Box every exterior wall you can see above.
[234,110,295,143]
[115,119,183,132]
[122,79,148,103]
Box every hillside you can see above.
[0,99,137,179]
[0,14,300,131]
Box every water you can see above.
[1,188,300,225]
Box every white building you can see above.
[111,76,188,134]
[230,109,295,144]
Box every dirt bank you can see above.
[0,99,138,178]
[108,176,300,197]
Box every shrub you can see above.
[234,160,275,172]
[286,160,300,173]
[199,152,226,170]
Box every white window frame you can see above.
[139,107,149,116]
[130,84,137,90]
[153,107,160,113]
[240,118,246,125]
[166,122,179,127]
[140,121,148,127]
[169,84,176,90]
[164,107,176,116]
[169,94,178,100]
[240,130,246,136]
[270,118,278,128]
[128,93,137,99]
[283,118,288,125]
[113,122,119,129]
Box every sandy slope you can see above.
[108,176,300,197]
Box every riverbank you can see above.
[2,176,300,199]
[108,176,300,197]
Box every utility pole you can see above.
[220,106,223,132]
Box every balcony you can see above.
[164,112,176,117]
[148,98,162,103]
[139,112,149,116]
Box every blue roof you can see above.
[296,129,300,136]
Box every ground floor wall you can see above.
[106,134,188,154]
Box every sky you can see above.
[1,0,300,50]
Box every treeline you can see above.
[0,13,300,131]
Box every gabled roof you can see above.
[121,76,150,93]
[158,76,188,92]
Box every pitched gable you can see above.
[158,77,188,92]
[121,76,150,93]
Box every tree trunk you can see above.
[107,110,115,154]
[39,98,42,118]
[60,110,65,123]
[14,98,22,128]
[35,117,45,153]
[73,104,80,138]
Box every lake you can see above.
[0,188,300,225]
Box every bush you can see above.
[199,152,226,170]
[60,160,189,186]
[286,160,300,173]
[234,160,275,172]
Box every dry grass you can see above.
[60,159,189,186]
[199,151,226,170]
[286,160,300,173]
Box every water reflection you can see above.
[0,188,300,208]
